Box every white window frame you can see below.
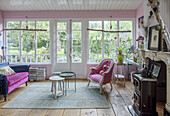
[87,18,135,63]
[4,19,51,64]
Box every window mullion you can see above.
[117,20,119,48]
[20,21,22,63]
[102,21,104,60]
[35,21,37,63]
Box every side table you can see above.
[60,72,76,96]
[49,76,65,99]
[114,62,126,86]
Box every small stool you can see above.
[49,76,65,99]
[53,72,61,76]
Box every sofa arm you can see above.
[10,65,30,73]
[0,74,8,97]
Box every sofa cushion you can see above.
[89,74,103,83]
[0,66,16,76]
[7,72,29,86]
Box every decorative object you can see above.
[2,82,110,109]
[88,59,114,93]
[0,16,47,32]
[138,16,144,28]
[148,25,161,51]
[147,0,170,51]
[136,36,144,49]
[150,62,161,78]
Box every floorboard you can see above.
[0,80,165,116]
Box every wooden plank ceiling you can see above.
[0,0,143,11]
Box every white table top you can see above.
[49,76,65,81]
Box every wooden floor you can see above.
[0,80,164,116]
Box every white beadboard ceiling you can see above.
[0,0,143,11]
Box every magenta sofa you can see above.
[0,62,30,101]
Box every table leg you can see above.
[63,80,64,96]
[117,65,118,83]
[51,81,53,92]
[124,64,125,86]
[127,63,129,80]
[65,77,67,96]
[54,82,57,99]
[75,74,76,92]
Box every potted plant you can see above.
[116,47,124,64]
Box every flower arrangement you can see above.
[109,37,131,64]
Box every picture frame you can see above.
[149,62,161,78]
[148,25,161,51]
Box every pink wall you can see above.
[3,10,136,19]
[136,1,144,48]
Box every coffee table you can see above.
[49,76,65,99]
[60,72,76,95]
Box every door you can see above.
[54,20,84,78]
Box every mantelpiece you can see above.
[140,49,170,112]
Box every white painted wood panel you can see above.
[0,0,143,11]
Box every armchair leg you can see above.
[99,84,103,94]
[25,82,28,86]
[87,79,91,86]
[110,82,113,90]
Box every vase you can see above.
[117,54,124,64]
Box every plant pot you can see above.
[117,54,124,64]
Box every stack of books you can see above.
[36,68,46,81]
[29,68,37,81]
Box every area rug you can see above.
[2,82,110,109]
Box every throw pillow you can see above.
[0,66,16,76]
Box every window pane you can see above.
[72,31,81,39]
[73,39,81,46]
[57,22,67,63]
[57,47,67,54]
[89,21,102,29]
[22,21,35,56]
[57,22,67,30]
[72,55,81,63]
[57,39,67,46]
[36,21,50,62]
[72,22,81,30]
[89,21,102,63]
[57,31,67,39]
[89,31,102,54]
[72,22,82,63]
[119,21,133,60]
[7,21,20,62]
[57,55,67,63]
[72,47,81,54]
[104,21,118,59]
[104,21,117,31]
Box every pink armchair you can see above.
[87,59,115,93]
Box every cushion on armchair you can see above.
[0,66,16,76]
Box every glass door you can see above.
[55,20,83,78]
